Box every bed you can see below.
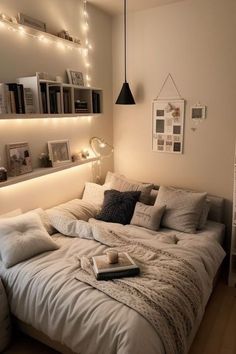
[0,184,226,354]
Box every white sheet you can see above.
[0,220,225,354]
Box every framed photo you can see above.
[191,105,206,120]
[6,142,33,176]
[17,13,46,32]
[152,99,185,154]
[48,140,71,167]
[66,69,84,86]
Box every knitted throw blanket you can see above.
[75,225,203,354]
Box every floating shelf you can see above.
[0,113,101,120]
[0,15,83,51]
[0,157,99,188]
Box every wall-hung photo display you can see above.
[191,105,206,120]
[152,99,185,154]
[48,140,71,167]
[6,142,33,176]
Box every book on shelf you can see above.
[63,91,71,114]
[92,91,100,113]
[24,88,35,114]
[7,83,25,114]
[0,83,8,114]
[92,252,140,280]
[40,83,48,113]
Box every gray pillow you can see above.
[155,186,207,233]
[106,172,154,204]
[130,202,166,231]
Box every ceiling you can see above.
[88,0,184,16]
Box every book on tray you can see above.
[92,252,140,280]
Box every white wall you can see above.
[112,0,236,229]
[0,0,113,212]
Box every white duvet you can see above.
[0,220,225,354]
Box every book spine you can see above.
[18,84,25,114]
[24,88,35,114]
[7,83,20,113]
[96,268,140,281]
[10,91,16,113]
[56,92,61,114]
[0,84,7,114]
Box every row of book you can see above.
[0,83,35,114]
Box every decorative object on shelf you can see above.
[17,13,46,32]
[66,69,84,86]
[6,142,33,176]
[90,137,114,158]
[153,74,185,154]
[190,103,207,132]
[48,140,71,167]
[116,0,135,105]
[39,153,52,168]
[57,30,81,45]
[36,72,57,81]
[0,167,7,182]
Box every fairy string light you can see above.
[82,0,92,86]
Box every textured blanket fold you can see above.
[75,224,204,354]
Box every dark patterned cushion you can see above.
[96,189,141,225]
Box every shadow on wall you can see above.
[134,83,145,103]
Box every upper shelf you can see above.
[0,15,84,52]
[0,113,101,120]
[0,157,99,188]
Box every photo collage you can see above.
[152,99,185,154]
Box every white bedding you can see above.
[0,219,225,354]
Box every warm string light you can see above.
[0,12,84,52]
[83,0,92,86]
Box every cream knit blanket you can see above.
[76,224,203,354]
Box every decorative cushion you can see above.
[49,213,93,239]
[0,209,22,218]
[0,279,11,352]
[24,208,55,235]
[155,186,207,233]
[96,190,141,225]
[105,171,154,204]
[82,182,111,208]
[0,213,59,268]
[130,202,166,231]
[47,198,98,222]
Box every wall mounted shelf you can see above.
[0,157,99,188]
[0,113,101,120]
[0,15,83,52]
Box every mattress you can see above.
[0,220,225,354]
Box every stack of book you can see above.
[92,91,100,113]
[49,87,62,114]
[92,252,140,280]
[0,83,35,114]
[74,100,88,113]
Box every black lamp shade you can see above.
[116,82,135,105]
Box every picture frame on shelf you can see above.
[66,69,84,86]
[6,142,33,176]
[48,140,71,167]
[17,13,47,32]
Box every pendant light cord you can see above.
[124,0,127,83]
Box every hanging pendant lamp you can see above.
[116,0,135,105]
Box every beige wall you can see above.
[112,0,236,229]
[0,0,113,212]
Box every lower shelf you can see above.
[0,157,99,188]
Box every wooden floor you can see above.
[3,281,236,354]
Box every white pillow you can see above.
[49,213,93,239]
[0,213,59,268]
[24,208,55,235]
[0,209,22,218]
[46,198,98,221]
[82,182,111,208]
[130,202,166,231]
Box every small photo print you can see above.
[173,125,181,134]
[158,134,164,139]
[192,107,203,119]
[166,118,173,127]
[157,139,165,146]
[166,145,172,152]
[173,142,181,152]
[157,145,164,151]
[174,136,181,142]
[167,135,172,141]
[166,141,172,146]
[156,120,165,133]
[156,109,164,117]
